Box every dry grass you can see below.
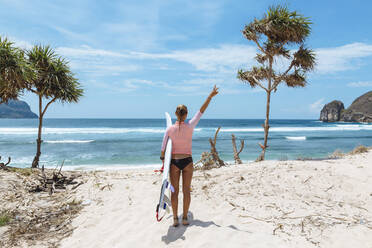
[328,145,370,159]
[329,149,345,159]
[349,145,369,155]
[7,167,34,176]
[194,152,219,170]
[0,169,85,248]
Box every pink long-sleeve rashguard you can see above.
[161,111,203,155]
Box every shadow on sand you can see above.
[161,212,251,245]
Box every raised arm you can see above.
[200,85,219,113]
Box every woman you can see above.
[160,85,219,227]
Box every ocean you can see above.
[0,118,371,170]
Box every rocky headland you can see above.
[0,100,37,118]
[320,91,372,122]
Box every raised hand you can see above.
[200,85,218,113]
[209,85,219,98]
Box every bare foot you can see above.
[173,217,179,227]
[182,216,189,226]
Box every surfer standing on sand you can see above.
[160,85,219,227]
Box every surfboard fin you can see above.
[165,204,170,213]
[169,184,175,193]
[163,195,171,206]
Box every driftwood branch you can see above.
[231,134,244,164]
[213,127,221,146]
[29,161,83,195]
[0,156,11,170]
[58,160,65,175]
[208,127,225,167]
[195,127,226,170]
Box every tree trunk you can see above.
[257,91,271,161]
[32,95,43,168]
[257,59,273,162]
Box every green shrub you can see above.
[0,212,11,227]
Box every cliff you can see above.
[342,91,372,122]
[0,100,38,118]
[320,91,372,123]
[319,100,344,122]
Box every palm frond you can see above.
[27,45,84,103]
[0,36,33,103]
[255,53,269,64]
[283,69,307,87]
[264,5,312,44]
[238,66,272,87]
[293,46,316,71]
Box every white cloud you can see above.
[55,45,140,75]
[309,98,325,113]
[181,78,225,86]
[315,43,372,73]
[134,44,257,72]
[47,42,372,76]
[90,76,239,96]
[51,26,93,45]
[347,81,372,87]
[10,37,33,50]
[91,79,158,93]
[55,43,258,75]
[133,42,372,74]
[8,36,372,94]
[101,22,159,51]
[56,45,126,58]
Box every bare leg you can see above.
[182,162,193,224]
[170,164,180,226]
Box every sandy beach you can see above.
[2,1,372,247]
[1,149,372,247]
[45,149,372,248]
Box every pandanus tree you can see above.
[0,37,33,103]
[0,37,83,168]
[238,5,316,161]
[28,45,83,168]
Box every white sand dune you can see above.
[60,151,372,248]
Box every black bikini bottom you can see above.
[171,157,193,170]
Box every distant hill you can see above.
[342,91,372,122]
[320,91,372,123]
[0,100,38,118]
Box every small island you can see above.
[320,91,372,123]
[0,100,38,118]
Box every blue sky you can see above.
[1,0,372,119]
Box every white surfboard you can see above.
[156,112,174,222]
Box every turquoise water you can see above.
[0,118,371,169]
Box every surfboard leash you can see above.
[154,161,164,173]
[156,203,166,222]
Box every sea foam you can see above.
[44,140,95,144]
[0,127,166,135]
[0,127,203,135]
[220,124,372,132]
[285,136,306,140]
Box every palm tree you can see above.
[238,5,316,161]
[27,45,83,168]
[0,37,33,103]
